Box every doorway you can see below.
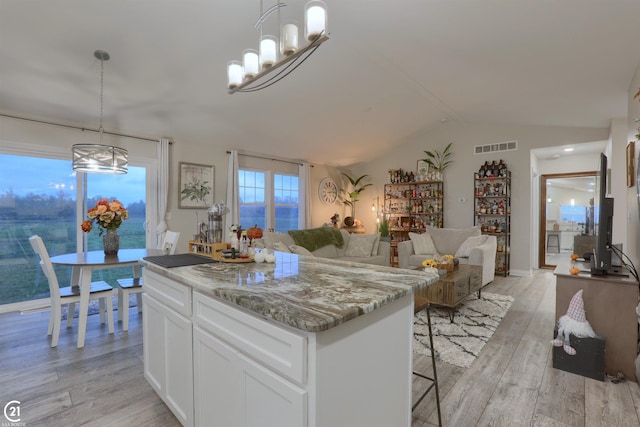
[539,172,596,268]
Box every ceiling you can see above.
[1,1,639,167]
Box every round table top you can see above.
[50,248,163,267]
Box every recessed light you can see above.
[563,147,574,152]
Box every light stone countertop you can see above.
[141,251,439,332]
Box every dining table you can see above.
[49,248,163,348]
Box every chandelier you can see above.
[227,0,328,94]
[72,50,128,174]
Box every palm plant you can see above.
[340,173,372,220]
[422,142,454,172]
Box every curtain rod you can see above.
[227,150,306,166]
[0,113,171,144]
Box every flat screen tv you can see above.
[590,153,625,276]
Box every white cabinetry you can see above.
[193,291,307,427]
[194,327,306,427]
[142,271,194,427]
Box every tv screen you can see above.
[591,153,615,275]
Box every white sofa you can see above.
[398,225,496,286]
[256,228,390,266]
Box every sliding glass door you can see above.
[0,152,149,306]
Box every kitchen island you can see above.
[140,251,438,427]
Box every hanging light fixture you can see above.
[72,50,128,174]
[227,0,328,94]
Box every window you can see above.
[86,169,147,251]
[239,170,266,230]
[274,174,299,232]
[560,205,586,223]
[0,154,77,305]
[0,152,149,307]
[85,168,148,285]
[239,169,299,232]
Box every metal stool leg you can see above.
[412,303,442,427]
[426,304,442,426]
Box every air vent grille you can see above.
[474,140,517,155]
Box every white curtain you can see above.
[155,138,170,248]
[225,150,240,232]
[298,162,311,228]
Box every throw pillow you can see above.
[271,241,291,253]
[455,235,488,258]
[336,229,351,257]
[288,244,314,256]
[371,232,381,256]
[263,231,295,248]
[409,232,438,255]
[345,234,378,257]
[426,226,480,256]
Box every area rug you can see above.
[413,292,514,368]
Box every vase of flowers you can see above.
[81,198,129,255]
[103,228,120,255]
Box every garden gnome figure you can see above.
[550,289,596,355]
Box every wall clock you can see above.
[319,177,338,205]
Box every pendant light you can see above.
[72,50,128,174]
[227,1,329,94]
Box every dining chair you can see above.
[116,230,180,331]
[29,235,114,347]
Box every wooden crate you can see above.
[189,241,230,259]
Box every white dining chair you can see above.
[29,235,114,347]
[116,230,180,331]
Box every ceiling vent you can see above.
[474,140,517,155]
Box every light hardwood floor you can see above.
[1,270,639,426]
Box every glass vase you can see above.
[103,228,120,255]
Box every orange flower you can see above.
[81,198,128,235]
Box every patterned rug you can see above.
[413,292,514,368]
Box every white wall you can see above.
[626,66,640,268]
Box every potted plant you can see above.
[339,173,372,225]
[422,142,454,179]
[379,216,390,242]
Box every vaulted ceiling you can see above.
[1,1,639,166]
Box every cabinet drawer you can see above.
[452,277,470,304]
[143,269,192,317]
[193,291,307,385]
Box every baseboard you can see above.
[0,297,50,314]
[508,269,533,277]
[1,289,118,315]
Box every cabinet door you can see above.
[193,327,242,427]
[143,294,194,427]
[239,352,307,427]
[194,326,307,427]
[143,293,165,394]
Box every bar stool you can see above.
[547,232,560,253]
[413,294,442,426]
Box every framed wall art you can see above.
[627,141,635,187]
[416,159,429,176]
[179,162,214,209]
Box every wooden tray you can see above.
[220,257,254,263]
